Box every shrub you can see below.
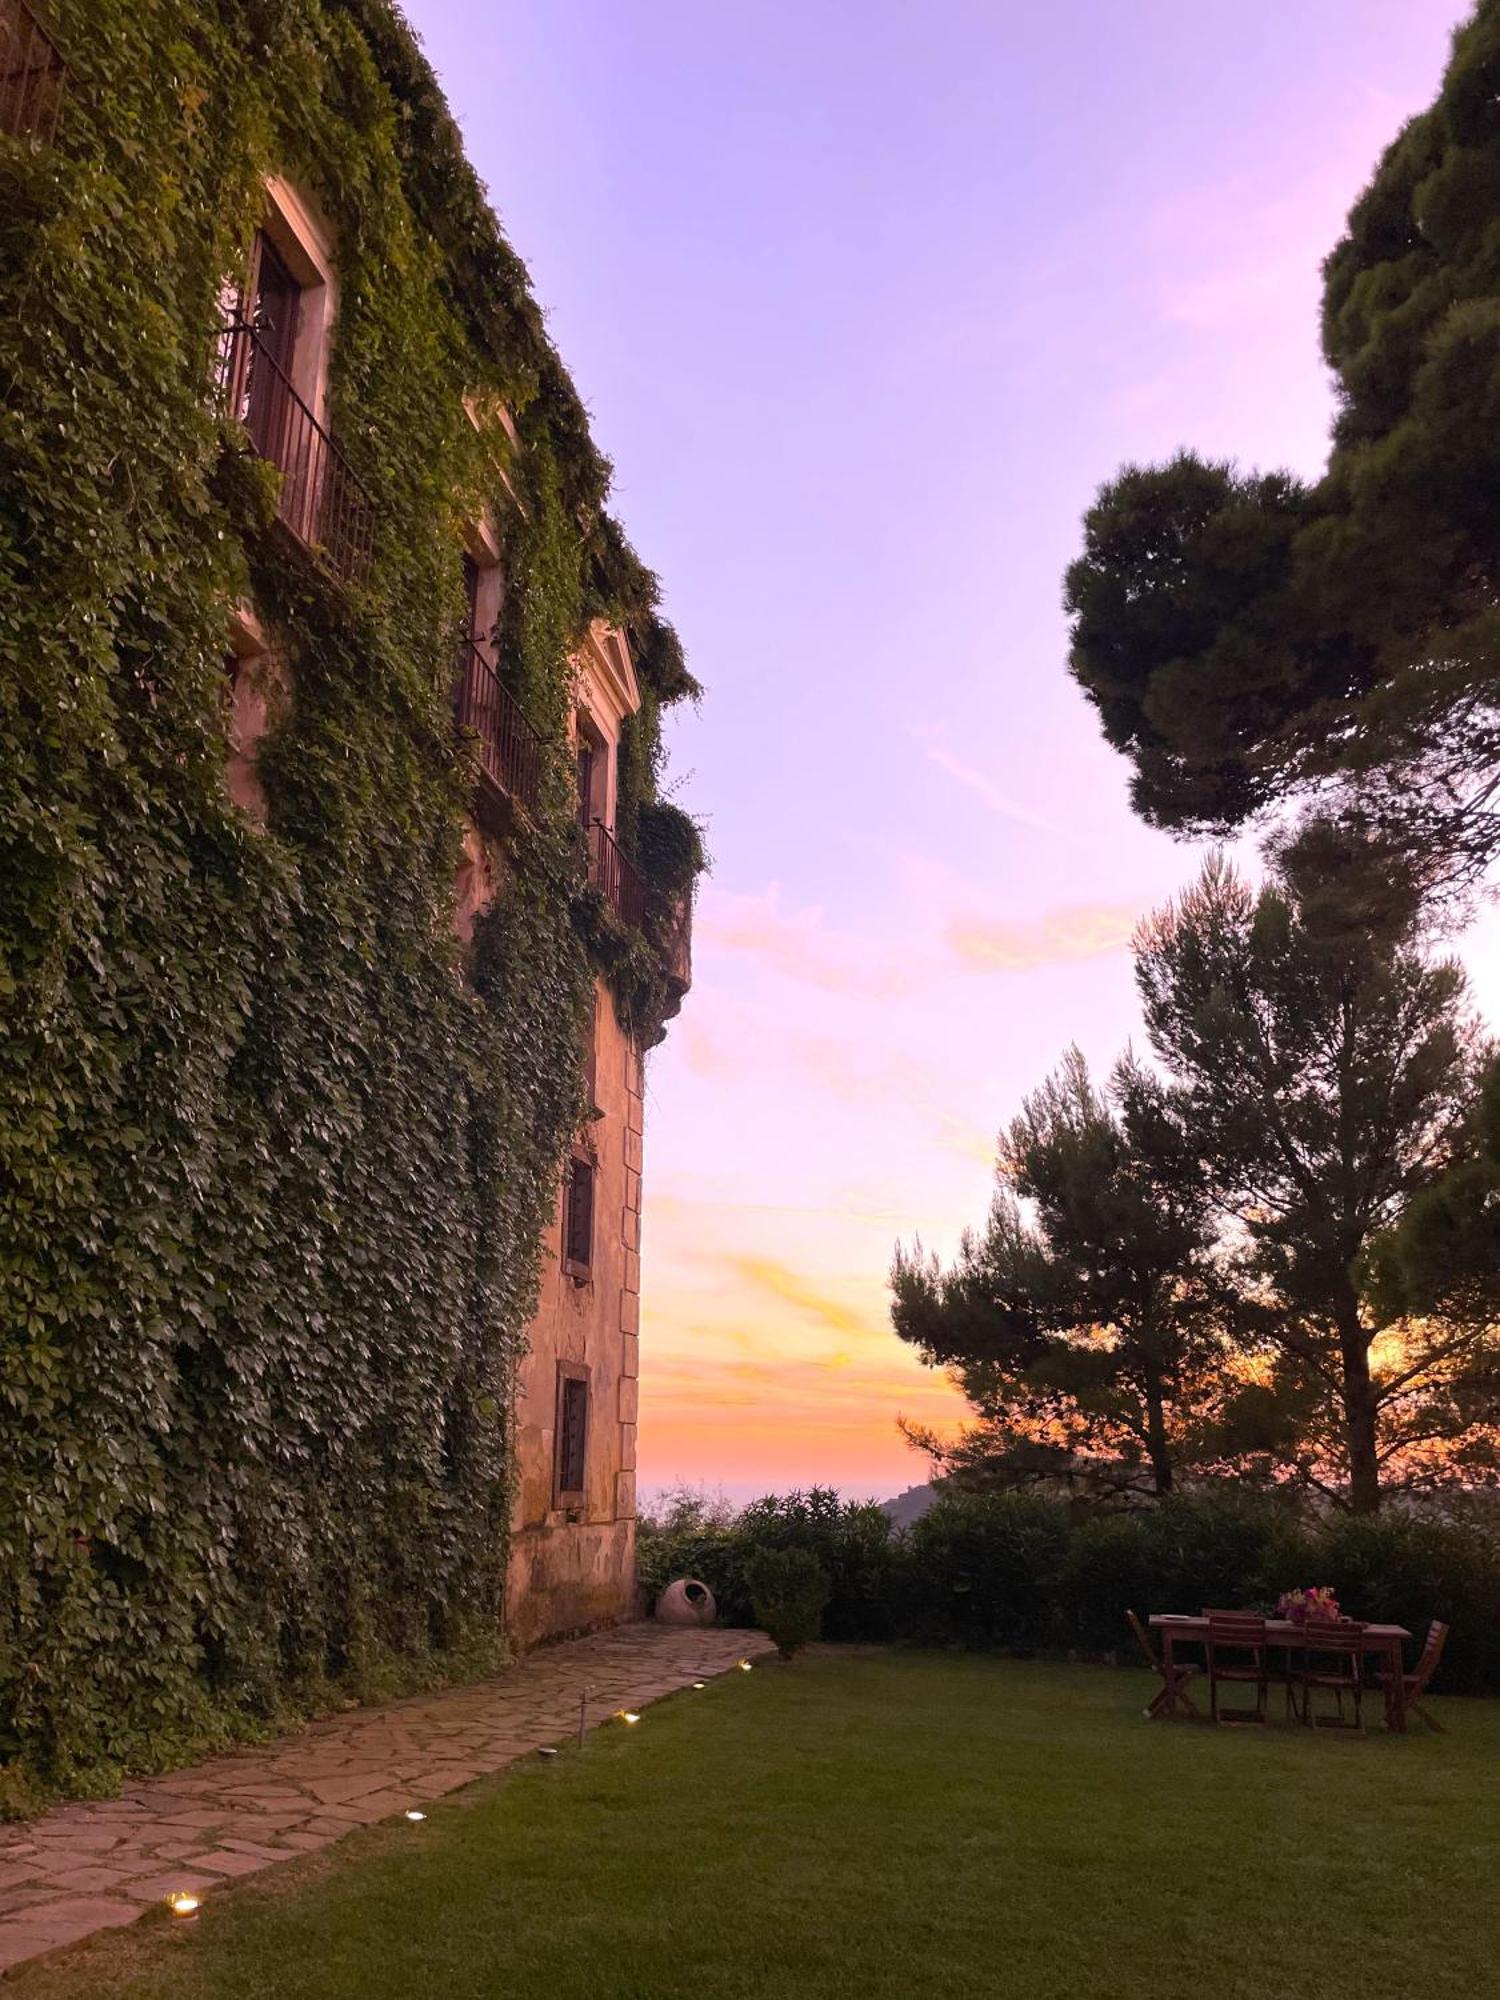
[736,1488,901,1639]
[1058,1514,1156,1654]
[904,1492,1069,1651]
[744,1548,831,1659]
[1313,1504,1500,1694]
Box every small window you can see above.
[576,736,596,834]
[555,1368,589,1502]
[563,1155,595,1279]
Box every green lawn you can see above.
[18,1650,1498,2000]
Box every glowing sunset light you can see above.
[407,0,1471,1503]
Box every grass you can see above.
[16,1650,1498,2000]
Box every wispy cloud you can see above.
[700,883,1145,993]
[936,1113,997,1168]
[947,902,1140,972]
[722,1254,874,1338]
[926,746,1055,833]
[694,885,921,997]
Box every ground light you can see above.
[166,1891,201,1921]
[738,1660,753,1672]
[404,1809,426,1823]
[692,1681,706,1689]
[619,1710,641,1725]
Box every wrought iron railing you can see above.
[589,818,645,929]
[455,637,543,819]
[215,318,374,588]
[0,0,65,144]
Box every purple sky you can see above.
[406,0,1483,1502]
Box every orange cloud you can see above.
[947,903,1140,972]
[722,1254,873,1337]
[936,1114,997,1168]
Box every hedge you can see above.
[638,1487,1500,1695]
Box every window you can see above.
[554,1366,589,1503]
[562,1154,595,1279]
[243,232,302,455]
[575,709,609,834]
[215,182,372,585]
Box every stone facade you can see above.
[506,976,644,1646]
[493,625,657,1647]
[221,196,682,1654]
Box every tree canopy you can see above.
[892,1049,1224,1500]
[1065,3,1500,880]
[1133,847,1489,1509]
[895,842,1498,1513]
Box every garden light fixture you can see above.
[166,1891,201,1920]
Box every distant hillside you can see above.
[879,1483,939,1529]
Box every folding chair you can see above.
[1205,1614,1268,1724]
[1126,1610,1199,1719]
[1380,1619,1450,1733]
[1293,1620,1366,1730]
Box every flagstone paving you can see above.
[0,1622,772,1976]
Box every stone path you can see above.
[0,1622,772,1976]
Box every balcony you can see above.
[0,0,65,144]
[455,637,544,823]
[216,318,374,588]
[588,818,645,929]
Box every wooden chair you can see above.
[1293,1620,1366,1730]
[1205,1614,1268,1724]
[1380,1619,1450,1732]
[1126,1610,1199,1719]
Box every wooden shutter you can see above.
[564,1157,594,1275]
[557,1374,588,1497]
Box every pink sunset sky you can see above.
[407,0,1497,1503]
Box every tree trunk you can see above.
[1336,1297,1381,1513]
[1145,1375,1174,1494]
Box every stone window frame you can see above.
[252,175,339,427]
[561,1150,596,1283]
[552,1360,591,1508]
[461,512,504,659]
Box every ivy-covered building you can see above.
[0,0,702,1790]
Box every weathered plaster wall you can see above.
[507,978,642,1647]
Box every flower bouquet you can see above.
[1276,1586,1341,1626]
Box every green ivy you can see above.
[0,0,701,1802]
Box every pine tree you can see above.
[1133,847,1486,1509]
[1065,4,1500,881]
[891,1050,1224,1499]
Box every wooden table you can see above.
[1149,1615,1413,1730]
